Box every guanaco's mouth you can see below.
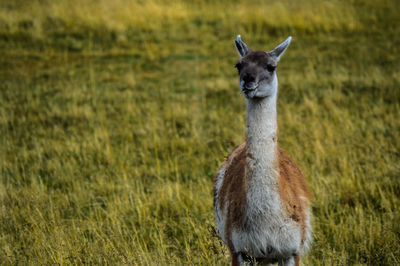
[242,85,258,95]
[242,88,259,99]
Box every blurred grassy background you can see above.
[0,0,399,264]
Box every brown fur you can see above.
[214,143,247,253]
[294,253,300,266]
[277,147,310,244]
[231,253,240,266]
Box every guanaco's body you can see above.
[214,36,312,266]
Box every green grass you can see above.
[1,0,399,264]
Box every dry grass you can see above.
[0,0,399,264]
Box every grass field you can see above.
[1,0,399,264]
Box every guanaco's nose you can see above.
[243,73,255,83]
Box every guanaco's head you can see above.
[234,35,291,99]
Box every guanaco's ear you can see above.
[269,36,292,62]
[234,35,250,57]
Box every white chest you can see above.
[231,177,302,259]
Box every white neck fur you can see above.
[245,77,278,182]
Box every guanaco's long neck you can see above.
[245,89,278,182]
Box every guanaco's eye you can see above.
[265,64,276,72]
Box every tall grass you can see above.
[1,0,399,264]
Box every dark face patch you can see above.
[235,51,278,98]
[243,51,276,67]
[236,51,277,75]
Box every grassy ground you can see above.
[1,0,399,264]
